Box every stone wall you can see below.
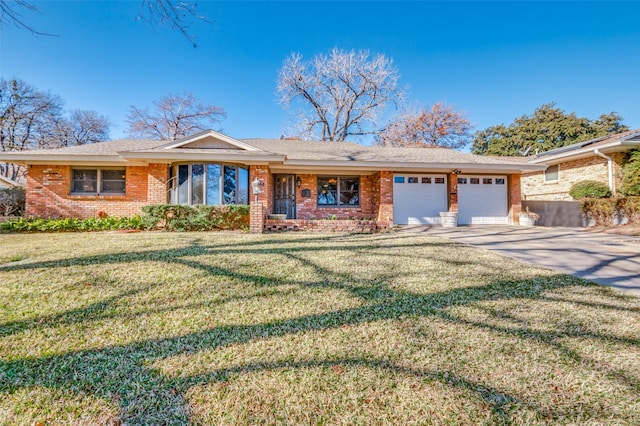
[522,153,626,200]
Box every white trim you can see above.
[530,139,640,165]
[160,130,264,152]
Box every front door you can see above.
[273,174,296,219]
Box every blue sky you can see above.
[2,1,639,146]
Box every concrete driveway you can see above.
[407,225,640,296]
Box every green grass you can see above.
[0,231,638,425]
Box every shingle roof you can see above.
[535,129,640,158]
[8,139,163,156]
[242,138,529,165]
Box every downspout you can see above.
[594,149,614,194]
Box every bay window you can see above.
[171,163,249,205]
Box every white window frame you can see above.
[544,165,559,183]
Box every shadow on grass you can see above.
[0,233,637,424]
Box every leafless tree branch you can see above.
[277,48,403,142]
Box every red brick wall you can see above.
[508,174,522,224]
[447,173,458,212]
[295,174,375,220]
[26,164,168,218]
[375,171,393,221]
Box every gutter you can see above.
[594,149,614,193]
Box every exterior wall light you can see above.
[296,176,302,188]
[251,177,264,202]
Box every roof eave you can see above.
[530,139,640,164]
[280,159,544,173]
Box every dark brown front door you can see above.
[273,174,296,219]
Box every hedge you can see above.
[0,204,250,233]
[581,196,640,226]
[569,180,611,200]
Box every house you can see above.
[522,129,640,200]
[0,130,544,232]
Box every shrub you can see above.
[140,204,250,231]
[569,180,611,200]
[0,215,145,233]
[620,148,640,196]
[0,186,25,216]
[581,196,640,226]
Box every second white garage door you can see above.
[457,175,509,225]
[393,174,448,225]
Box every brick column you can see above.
[508,174,522,224]
[377,171,393,221]
[147,163,169,204]
[448,173,459,212]
[250,202,264,234]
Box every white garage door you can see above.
[393,174,448,225]
[457,175,509,225]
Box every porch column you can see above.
[250,202,264,234]
[377,171,393,221]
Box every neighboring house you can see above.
[0,175,23,190]
[0,130,543,232]
[522,129,640,200]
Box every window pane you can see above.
[206,164,220,206]
[394,176,405,183]
[317,177,337,205]
[178,165,189,205]
[544,165,559,182]
[72,169,97,193]
[339,177,359,205]
[223,165,237,204]
[100,169,126,194]
[237,166,249,205]
[191,164,204,205]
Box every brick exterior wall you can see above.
[522,153,626,200]
[508,174,522,224]
[26,164,168,218]
[264,219,392,233]
[447,173,458,212]
[372,171,393,221]
[295,174,375,220]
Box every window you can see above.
[317,176,360,206]
[172,163,249,205]
[495,178,505,185]
[71,169,125,195]
[408,177,418,183]
[434,177,445,184]
[483,178,493,184]
[458,178,467,184]
[394,176,405,184]
[544,165,559,182]
[470,178,480,184]
[422,177,432,184]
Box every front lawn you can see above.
[1,231,638,425]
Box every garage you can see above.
[393,174,448,224]
[457,175,509,224]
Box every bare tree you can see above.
[0,0,207,45]
[0,79,62,180]
[0,79,111,180]
[49,110,111,147]
[126,92,226,140]
[277,48,403,142]
[377,103,473,149]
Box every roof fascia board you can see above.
[530,139,640,164]
[161,130,263,151]
[0,154,128,165]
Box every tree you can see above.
[49,110,111,147]
[377,103,473,149]
[620,149,640,196]
[0,0,207,45]
[0,78,110,180]
[126,92,226,141]
[277,48,403,142]
[471,103,629,156]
